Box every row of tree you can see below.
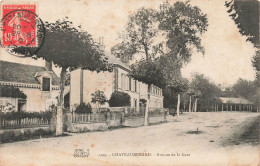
[10,0,259,135]
[111,1,208,124]
[225,0,259,108]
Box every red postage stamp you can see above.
[2,5,37,47]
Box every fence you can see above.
[124,107,145,118]
[149,108,168,117]
[0,111,53,129]
[1,117,51,129]
[70,107,169,124]
[71,112,107,123]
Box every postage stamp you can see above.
[2,4,37,47]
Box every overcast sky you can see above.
[0,0,257,87]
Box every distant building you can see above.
[0,60,61,112]
[70,55,164,110]
[217,97,254,111]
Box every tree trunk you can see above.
[189,96,192,113]
[194,98,198,112]
[56,67,66,136]
[144,84,151,126]
[177,94,180,117]
[184,103,186,112]
[192,100,195,112]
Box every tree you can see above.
[158,1,208,62]
[225,0,260,88]
[109,91,131,107]
[189,73,222,112]
[113,1,208,124]
[112,8,159,63]
[157,1,207,115]
[162,66,189,116]
[11,18,112,135]
[231,78,256,102]
[225,0,259,45]
[130,59,164,125]
[91,90,108,110]
[113,7,162,125]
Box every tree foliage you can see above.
[231,78,257,102]
[109,91,131,107]
[111,8,159,62]
[113,1,208,90]
[12,17,112,106]
[75,102,92,114]
[225,0,260,76]
[158,1,208,62]
[130,59,165,87]
[11,17,112,135]
[189,73,221,111]
[91,90,108,108]
[225,0,259,45]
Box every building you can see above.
[218,97,254,111]
[70,55,164,109]
[0,60,60,112]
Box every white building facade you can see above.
[0,61,60,112]
[70,56,164,109]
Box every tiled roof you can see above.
[106,52,131,71]
[219,97,252,104]
[0,61,60,85]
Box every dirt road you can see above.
[0,112,259,166]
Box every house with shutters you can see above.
[0,60,61,112]
[70,54,164,110]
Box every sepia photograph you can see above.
[0,0,259,165]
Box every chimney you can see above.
[98,36,105,52]
[45,60,52,71]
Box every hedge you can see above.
[1,111,53,120]
[74,103,92,114]
[109,91,131,107]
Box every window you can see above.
[134,80,137,92]
[42,77,50,91]
[121,74,124,89]
[134,99,137,108]
[126,76,129,90]
[129,77,131,91]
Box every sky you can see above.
[0,0,257,87]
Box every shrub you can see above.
[109,91,131,107]
[91,90,107,109]
[1,111,53,121]
[74,103,92,114]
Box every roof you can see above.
[219,97,253,105]
[106,52,131,71]
[0,61,60,85]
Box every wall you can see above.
[117,67,140,108]
[0,87,59,112]
[19,87,59,112]
[70,69,114,109]
[70,66,164,109]
[139,82,164,108]
[70,69,81,108]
